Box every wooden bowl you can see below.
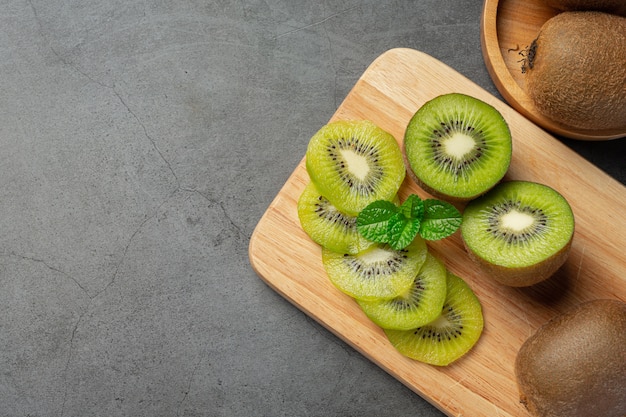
[480,0,625,141]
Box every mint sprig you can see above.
[356,194,462,250]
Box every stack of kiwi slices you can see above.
[298,120,406,254]
[299,119,484,366]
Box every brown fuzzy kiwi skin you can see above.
[462,234,572,287]
[541,0,626,16]
[524,11,626,132]
[515,299,626,417]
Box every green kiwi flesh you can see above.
[306,120,405,216]
[403,93,512,202]
[322,237,427,301]
[515,299,626,417]
[461,181,574,287]
[297,181,374,255]
[356,252,447,330]
[384,271,484,366]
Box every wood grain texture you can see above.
[249,48,626,417]
[480,0,626,140]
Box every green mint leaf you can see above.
[388,213,420,250]
[420,199,462,240]
[356,200,399,243]
[356,194,462,249]
[398,194,425,220]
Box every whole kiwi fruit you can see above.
[515,299,626,417]
[541,0,626,16]
[524,11,626,133]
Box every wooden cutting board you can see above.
[248,48,626,417]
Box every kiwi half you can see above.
[356,252,447,330]
[306,120,405,216]
[384,271,484,366]
[403,93,512,202]
[297,182,374,255]
[461,181,574,287]
[322,237,427,301]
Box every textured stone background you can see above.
[1,1,624,416]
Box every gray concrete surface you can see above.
[1,1,624,416]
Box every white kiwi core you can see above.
[359,247,393,263]
[501,210,534,231]
[444,133,475,159]
[428,314,450,328]
[340,149,369,180]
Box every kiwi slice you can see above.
[322,237,427,301]
[403,93,512,202]
[384,271,484,366]
[306,120,405,216]
[297,182,374,255]
[461,180,575,287]
[356,252,448,330]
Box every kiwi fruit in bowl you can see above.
[305,120,405,216]
[523,11,626,135]
[461,181,574,287]
[403,93,512,203]
[515,299,626,417]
